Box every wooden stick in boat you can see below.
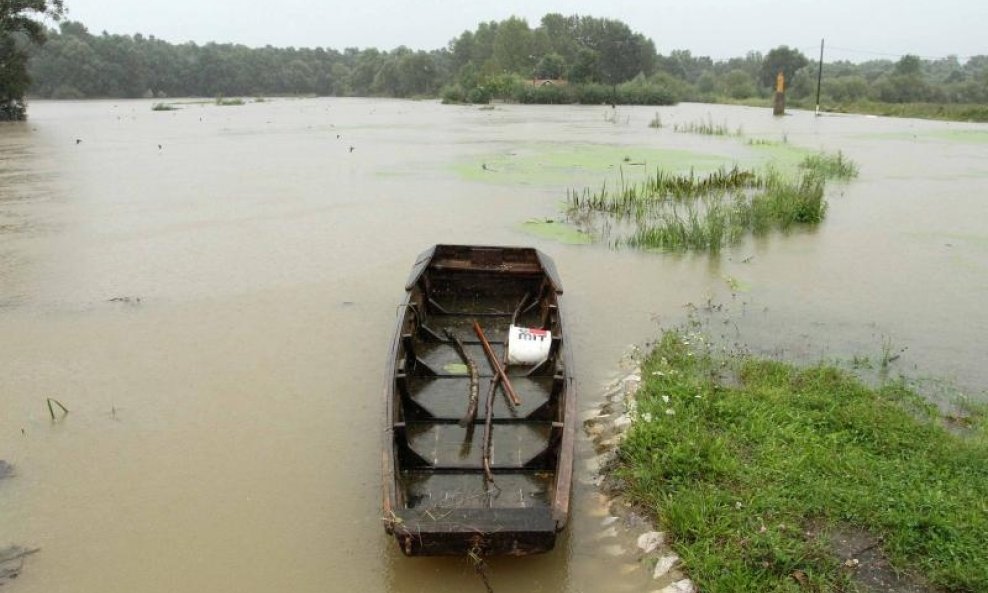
[484,292,529,410]
[444,329,480,426]
[472,320,521,406]
[481,374,496,483]
[479,293,530,484]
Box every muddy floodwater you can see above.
[2,98,987,592]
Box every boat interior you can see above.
[389,247,568,543]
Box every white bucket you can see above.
[507,325,552,366]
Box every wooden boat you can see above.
[383,245,576,556]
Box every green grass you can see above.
[215,96,245,106]
[698,96,988,124]
[821,101,988,123]
[673,116,743,137]
[565,156,838,252]
[799,151,859,180]
[617,330,988,593]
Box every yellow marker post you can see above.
[773,71,786,116]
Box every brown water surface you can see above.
[1,99,986,592]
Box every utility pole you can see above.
[815,38,825,116]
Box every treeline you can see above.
[27,21,448,99]
[25,15,988,108]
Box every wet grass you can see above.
[799,150,859,180]
[617,329,988,593]
[623,174,826,251]
[151,103,178,111]
[673,116,742,137]
[215,96,245,106]
[565,154,840,252]
[822,101,988,124]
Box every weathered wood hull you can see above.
[383,245,575,556]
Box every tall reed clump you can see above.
[566,155,844,253]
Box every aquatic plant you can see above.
[648,111,663,129]
[566,164,831,253]
[799,150,859,180]
[151,102,178,111]
[562,145,858,253]
[214,96,245,106]
[672,116,742,137]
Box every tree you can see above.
[533,52,565,79]
[1,0,64,119]
[722,69,757,99]
[574,17,654,86]
[568,48,599,83]
[760,45,808,89]
[492,16,532,75]
[894,54,921,77]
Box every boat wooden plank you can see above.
[408,375,551,419]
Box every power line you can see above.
[825,45,980,62]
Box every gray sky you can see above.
[59,0,986,62]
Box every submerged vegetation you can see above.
[214,96,245,106]
[672,116,742,137]
[617,329,988,592]
[565,150,855,252]
[799,150,859,180]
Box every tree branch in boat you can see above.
[472,321,521,406]
[445,329,480,426]
[480,292,531,483]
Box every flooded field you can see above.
[1,98,986,592]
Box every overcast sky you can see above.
[56,0,986,62]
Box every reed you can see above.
[214,96,245,106]
[672,116,742,137]
[46,397,69,420]
[799,150,859,180]
[567,165,831,253]
[648,111,663,129]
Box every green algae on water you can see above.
[519,219,593,244]
[453,143,731,187]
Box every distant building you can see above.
[529,78,568,87]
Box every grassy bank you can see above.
[707,96,988,123]
[820,101,988,123]
[616,330,988,592]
